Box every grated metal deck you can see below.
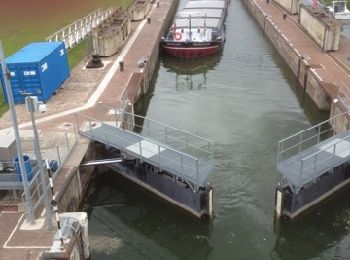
[79,122,213,187]
[278,130,350,191]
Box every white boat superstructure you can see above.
[328,1,350,20]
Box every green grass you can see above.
[67,40,89,70]
[0,0,133,116]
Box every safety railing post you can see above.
[56,146,61,165]
[313,153,317,172]
[280,141,284,162]
[165,126,168,144]
[65,130,70,151]
[88,119,93,139]
[196,159,199,186]
[181,154,184,175]
[277,141,281,164]
[74,114,78,140]
[147,118,150,137]
[317,125,321,144]
[298,131,303,153]
[158,145,161,168]
[300,159,304,181]
[139,137,143,157]
[115,108,119,127]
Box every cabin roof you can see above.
[184,0,226,9]
[174,17,221,28]
[179,8,224,18]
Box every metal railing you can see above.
[277,111,350,164]
[0,153,40,190]
[20,130,77,213]
[75,113,212,186]
[45,8,114,50]
[299,134,350,178]
[99,104,215,162]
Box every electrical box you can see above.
[0,134,17,162]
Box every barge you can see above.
[160,0,229,58]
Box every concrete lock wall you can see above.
[41,212,89,260]
[305,68,331,110]
[299,4,340,51]
[242,0,333,111]
[330,100,350,133]
[274,0,299,15]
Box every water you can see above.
[84,0,350,259]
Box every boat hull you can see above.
[161,42,222,58]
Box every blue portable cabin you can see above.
[0,42,69,104]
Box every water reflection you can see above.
[85,171,213,259]
[272,186,350,259]
[161,53,221,91]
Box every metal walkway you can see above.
[75,109,214,188]
[277,112,350,192]
[45,8,114,50]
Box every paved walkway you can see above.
[255,0,350,106]
[0,0,175,258]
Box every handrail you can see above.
[98,104,214,159]
[45,7,114,49]
[75,112,205,184]
[20,130,77,212]
[278,111,350,164]
[300,134,350,174]
[104,104,214,144]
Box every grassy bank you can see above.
[0,0,133,117]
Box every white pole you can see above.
[0,39,35,224]
[26,96,53,230]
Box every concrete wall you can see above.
[242,0,332,111]
[41,213,89,260]
[130,0,152,21]
[131,0,178,103]
[56,142,96,212]
[274,0,299,14]
[299,4,341,51]
[91,10,132,57]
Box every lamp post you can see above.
[0,40,35,224]
[25,96,53,230]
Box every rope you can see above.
[45,159,64,246]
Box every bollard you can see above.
[266,0,269,4]
[157,2,159,7]
[119,60,124,71]
[283,12,287,20]
[147,17,151,23]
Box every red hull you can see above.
[162,44,220,59]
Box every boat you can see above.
[328,1,350,22]
[160,0,229,58]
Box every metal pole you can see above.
[189,14,192,41]
[0,40,35,224]
[46,160,64,246]
[27,97,53,230]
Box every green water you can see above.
[84,0,350,259]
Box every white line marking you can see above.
[3,214,52,249]
[2,12,155,132]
